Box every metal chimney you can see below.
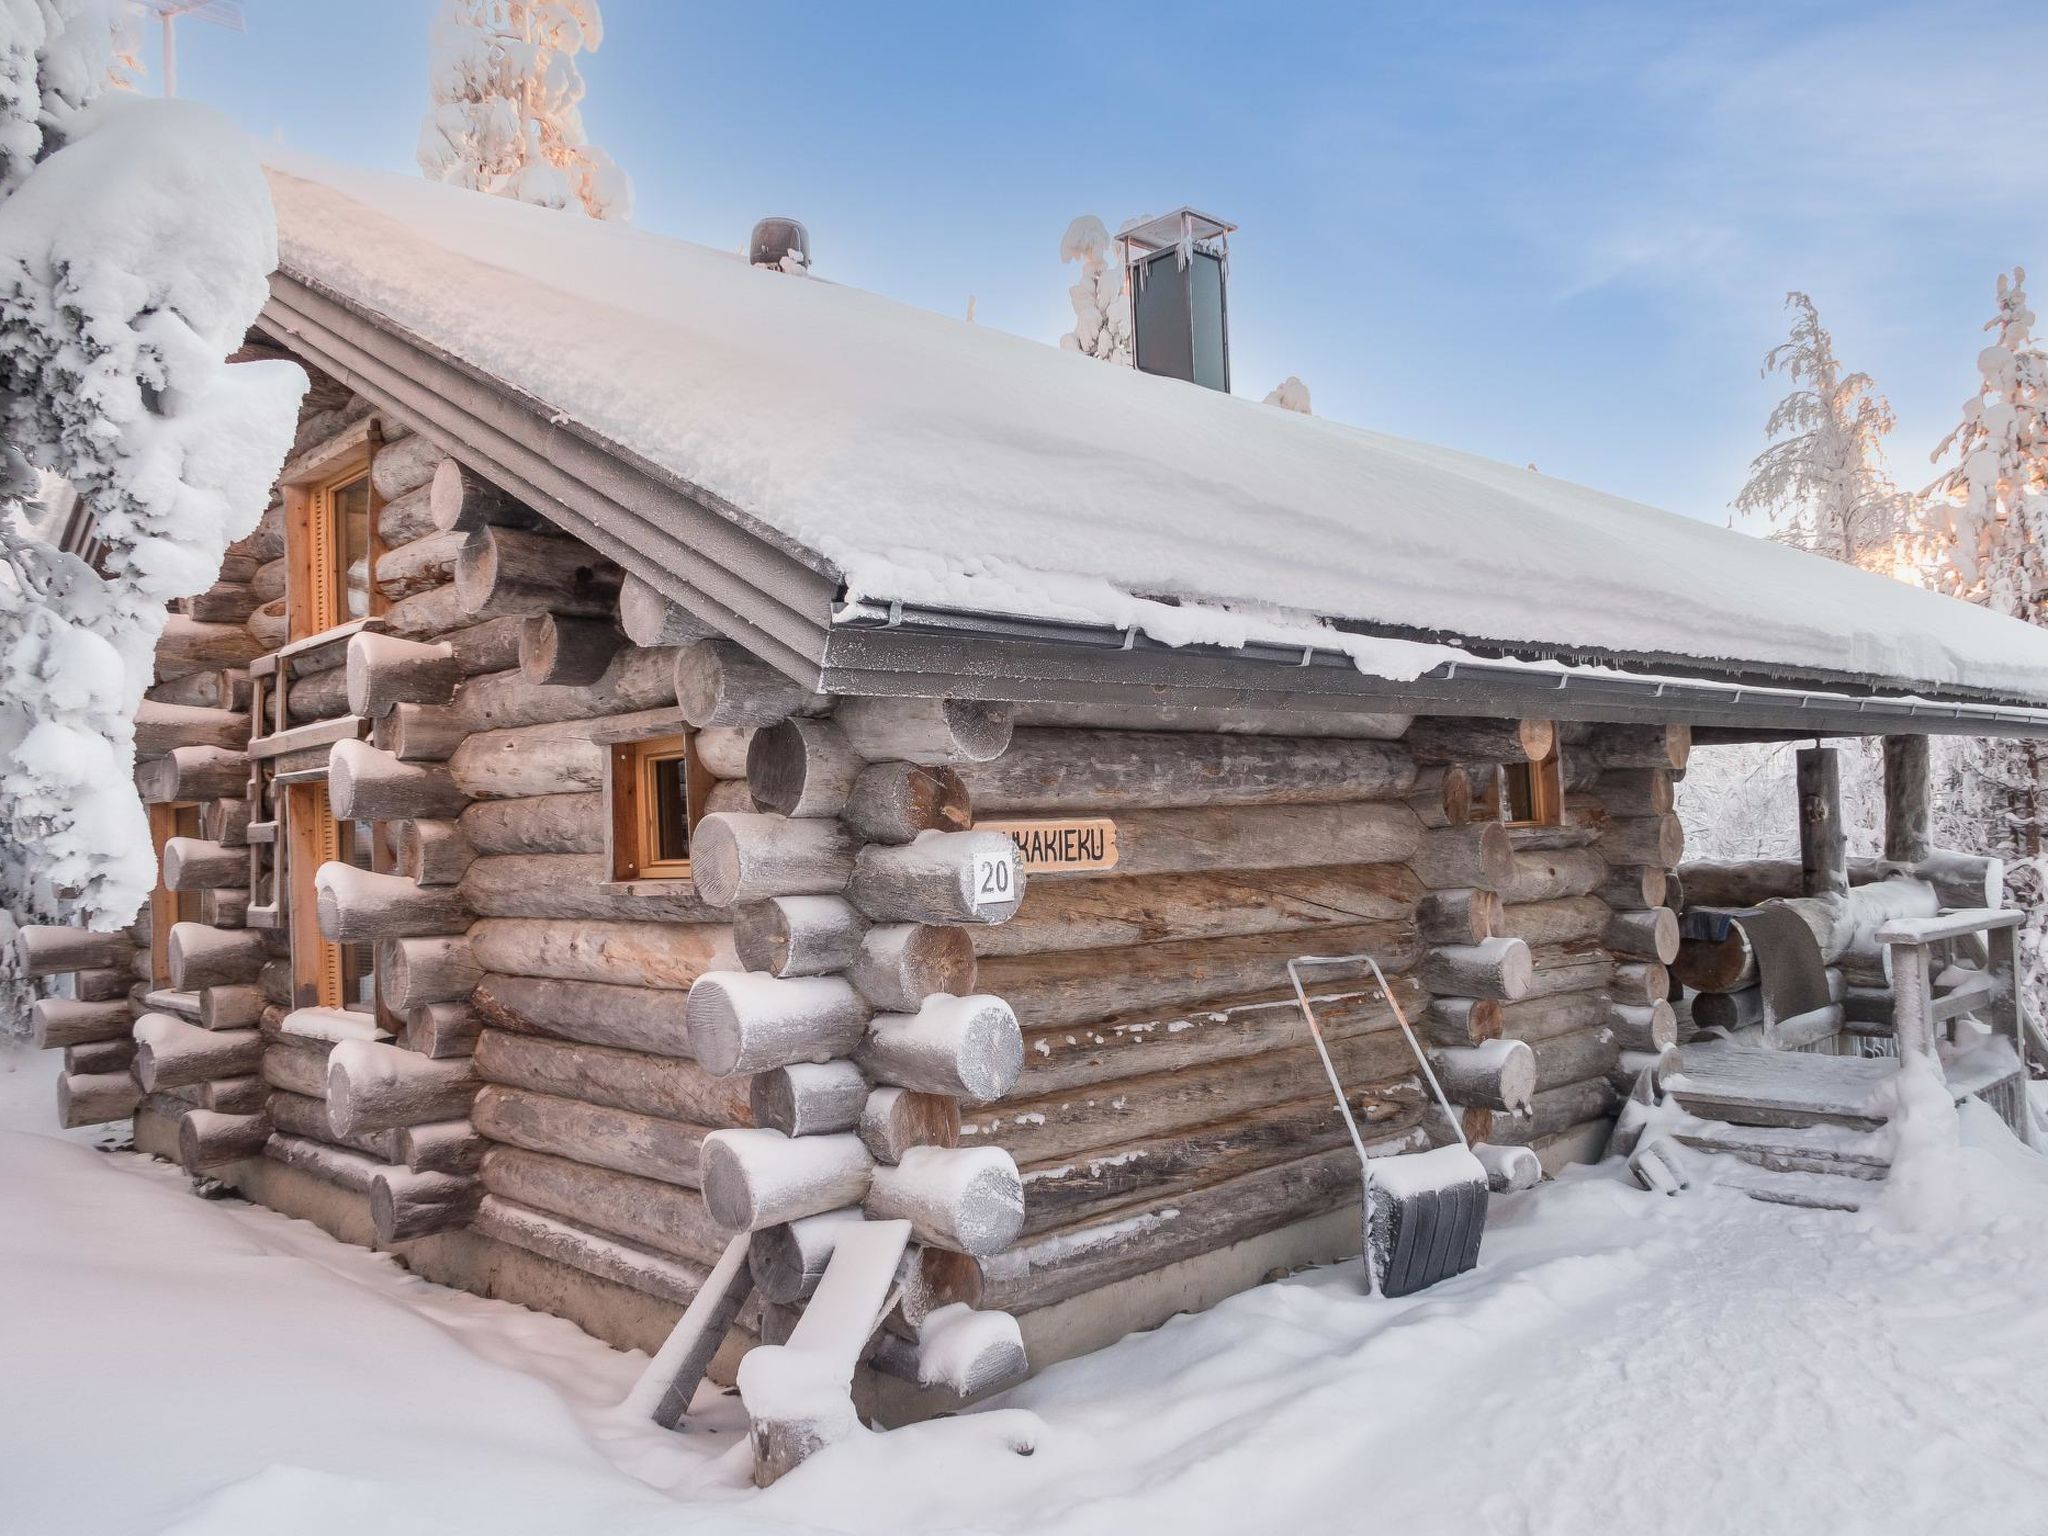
[750,217,812,273]
[1118,208,1235,392]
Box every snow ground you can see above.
[6,1043,2048,1536]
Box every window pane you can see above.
[333,475,372,620]
[651,753,691,863]
[1505,763,1536,823]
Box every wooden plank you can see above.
[248,714,370,761]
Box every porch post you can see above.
[1883,735,1933,863]
[1796,746,1848,898]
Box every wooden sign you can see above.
[975,817,1120,874]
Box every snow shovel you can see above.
[1287,953,1489,1298]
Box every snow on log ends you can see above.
[259,152,2048,701]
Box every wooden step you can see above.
[1709,1164,1870,1212]
[1666,1043,1898,1130]
[1670,1118,1892,1181]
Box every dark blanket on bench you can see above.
[1735,903,1832,1027]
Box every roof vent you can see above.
[750,217,812,274]
[1118,208,1235,392]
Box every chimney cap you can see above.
[1116,208,1235,256]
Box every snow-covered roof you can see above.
[261,153,2048,709]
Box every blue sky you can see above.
[156,1,2048,525]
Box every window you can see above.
[149,803,204,989]
[287,456,379,640]
[284,782,378,1011]
[610,734,709,881]
[1502,747,1564,827]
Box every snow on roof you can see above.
[261,152,2048,706]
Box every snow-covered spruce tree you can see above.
[1920,268,2048,1027]
[1059,215,1131,364]
[417,0,632,221]
[1735,292,1909,570]
[0,3,304,1030]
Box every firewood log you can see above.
[1404,717,1553,763]
[468,917,733,989]
[472,973,699,1059]
[396,820,476,886]
[685,972,871,1077]
[519,613,623,686]
[198,984,265,1030]
[745,716,863,819]
[28,997,131,1050]
[315,864,471,943]
[429,456,539,531]
[1604,906,1680,963]
[155,615,264,679]
[327,1039,478,1136]
[1423,996,1504,1048]
[59,1071,141,1128]
[841,762,971,845]
[178,1108,271,1172]
[733,895,870,977]
[846,830,1025,925]
[404,1002,482,1059]
[480,1145,728,1267]
[136,746,248,804]
[345,632,460,717]
[162,837,243,892]
[1495,846,1608,904]
[971,863,1424,959]
[835,697,1015,766]
[673,639,819,728]
[699,1128,875,1231]
[374,529,467,600]
[473,1028,748,1127]
[1412,820,1515,889]
[135,701,245,754]
[380,935,482,1010]
[1418,937,1534,1000]
[855,994,1023,1102]
[960,728,1412,812]
[371,1166,483,1242]
[133,1015,263,1091]
[168,922,264,990]
[460,792,606,855]
[866,1145,1026,1256]
[618,572,716,647]
[328,740,468,821]
[691,812,860,908]
[858,1086,960,1164]
[376,701,469,762]
[846,923,977,1013]
[14,925,135,978]
[1429,1039,1536,1113]
[371,431,442,500]
[748,1061,871,1137]
[398,1119,487,1175]
[1418,888,1500,946]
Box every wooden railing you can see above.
[1874,907,2024,1070]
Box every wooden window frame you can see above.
[148,802,203,988]
[284,431,383,643]
[608,733,713,882]
[1502,748,1564,828]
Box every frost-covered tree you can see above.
[1264,376,1311,414]
[417,0,632,222]
[0,1,304,1028]
[1059,215,1130,364]
[1735,293,1909,570]
[1920,268,2048,1027]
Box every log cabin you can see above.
[20,161,2048,1481]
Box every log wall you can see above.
[16,355,1693,1433]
